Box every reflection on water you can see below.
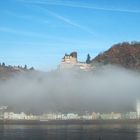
[137,125,140,140]
[0,124,139,140]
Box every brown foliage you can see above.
[93,41,140,69]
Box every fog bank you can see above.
[0,65,139,114]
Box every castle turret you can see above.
[70,52,77,58]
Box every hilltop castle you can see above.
[59,52,91,71]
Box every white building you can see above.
[4,112,26,120]
[66,113,79,120]
[136,100,140,118]
[40,113,62,121]
[4,112,38,120]
[82,114,92,120]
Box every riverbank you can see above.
[0,119,140,125]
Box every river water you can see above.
[0,124,139,140]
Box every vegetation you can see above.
[92,41,140,69]
[86,54,91,64]
[0,63,35,80]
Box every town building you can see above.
[136,100,140,118]
[0,106,7,120]
[4,112,38,120]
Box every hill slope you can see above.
[0,64,34,80]
[92,42,140,69]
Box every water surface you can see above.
[0,124,139,140]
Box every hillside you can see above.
[0,64,34,80]
[92,42,140,70]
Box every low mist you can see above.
[0,65,140,114]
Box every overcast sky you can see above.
[0,0,140,70]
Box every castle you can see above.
[59,52,91,71]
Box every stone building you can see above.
[59,52,91,71]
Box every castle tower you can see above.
[69,52,77,64]
[70,52,77,58]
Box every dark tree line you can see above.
[0,63,34,70]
